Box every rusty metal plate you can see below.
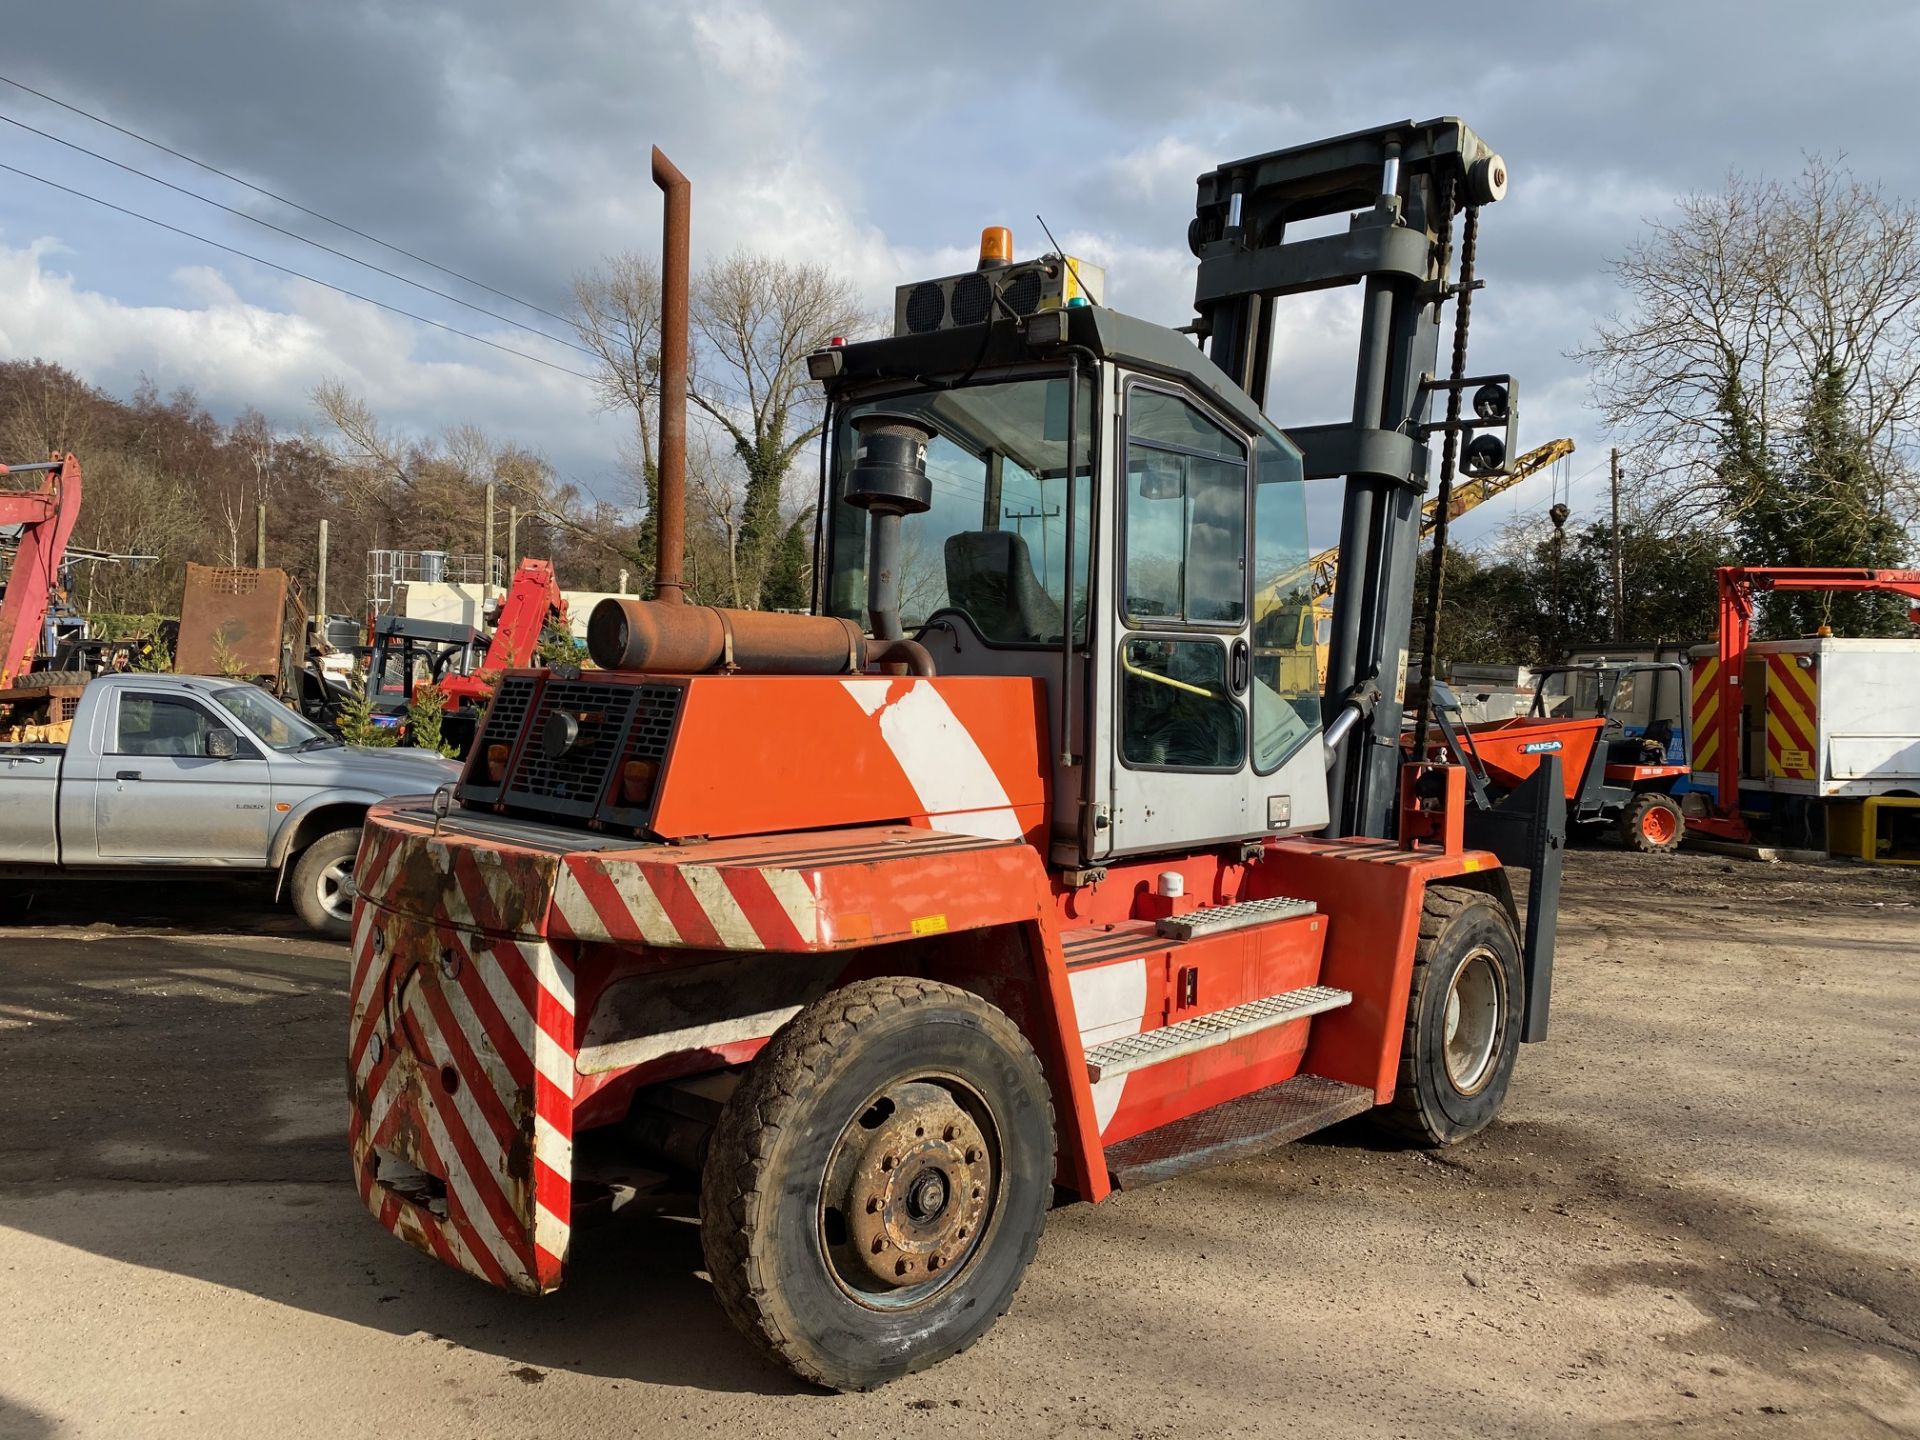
[175,562,294,680]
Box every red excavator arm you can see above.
[1699,565,1920,840]
[480,558,563,671]
[440,558,564,707]
[0,454,84,686]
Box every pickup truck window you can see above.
[114,695,220,756]
[215,684,332,753]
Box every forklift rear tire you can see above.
[291,826,362,939]
[1619,792,1684,854]
[1376,886,1524,1148]
[700,978,1055,1391]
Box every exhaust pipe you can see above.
[652,146,690,605]
[588,598,933,677]
[845,414,933,641]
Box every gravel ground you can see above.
[1,850,1916,1439]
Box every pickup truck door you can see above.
[0,746,61,863]
[92,689,274,863]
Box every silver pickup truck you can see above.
[0,672,458,936]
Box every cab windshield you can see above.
[215,684,332,752]
[826,372,1093,645]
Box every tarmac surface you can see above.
[2,850,1917,1438]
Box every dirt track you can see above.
[2,852,1918,1438]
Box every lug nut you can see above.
[880,1153,896,1171]
[965,1147,981,1164]
[895,1259,913,1276]
[944,1124,960,1142]
[866,1196,882,1213]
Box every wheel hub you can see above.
[320,858,354,921]
[1442,946,1503,1095]
[839,1086,989,1290]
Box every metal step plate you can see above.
[1156,895,1317,941]
[1083,985,1351,1082]
[1104,1073,1376,1190]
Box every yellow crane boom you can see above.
[1308,436,1574,598]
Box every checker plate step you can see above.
[1157,895,1316,941]
[1104,1073,1376,1190]
[1083,985,1351,1082]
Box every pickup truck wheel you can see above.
[700,978,1055,1391]
[291,827,362,939]
[1374,885,1524,1148]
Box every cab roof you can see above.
[823,304,1286,448]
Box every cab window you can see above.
[1122,387,1247,626]
[827,374,1093,645]
[1248,426,1322,773]
[114,694,216,756]
[1120,636,1244,770]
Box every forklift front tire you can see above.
[1376,886,1524,1148]
[700,978,1054,1391]
[1619,792,1684,854]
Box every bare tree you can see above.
[571,247,866,610]
[310,380,643,573]
[1579,156,1920,529]
[570,253,664,496]
[691,251,866,607]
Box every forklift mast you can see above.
[1188,119,1509,838]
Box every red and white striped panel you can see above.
[347,833,576,1294]
[549,854,818,950]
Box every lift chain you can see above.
[1409,196,1481,759]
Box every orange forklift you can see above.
[346,122,1566,1389]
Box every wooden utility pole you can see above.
[255,504,267,568]
[1609,448,1625,643]
[316,519,329,621]
[484,483,497,601]
[507,505,519,577]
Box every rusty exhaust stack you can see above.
[588,598,934,677]
[652,146,689,604]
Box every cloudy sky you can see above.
[4,0,1916,550]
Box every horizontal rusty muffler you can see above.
[587,598,932,677]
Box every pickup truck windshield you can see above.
[215,684,333,752]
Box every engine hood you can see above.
[283,743,461,794]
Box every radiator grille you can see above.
[505,680,640,818]
[596,682,687,832]
[457,674,537,805]
[627,684,681,763]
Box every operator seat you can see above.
[943,530,1063,644]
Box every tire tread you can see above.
[700,977,1053,1391]
[1375,885,1518,1147]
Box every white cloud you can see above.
[0,238,626,490]
[689,1,801,88]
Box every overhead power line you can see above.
[0,70,579,330]
[0,109,599,360]
[0,160,597,383]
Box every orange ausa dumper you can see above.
[347,120,1566,1389]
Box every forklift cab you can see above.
[364,614,485,724]
[818,306,1329,868]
